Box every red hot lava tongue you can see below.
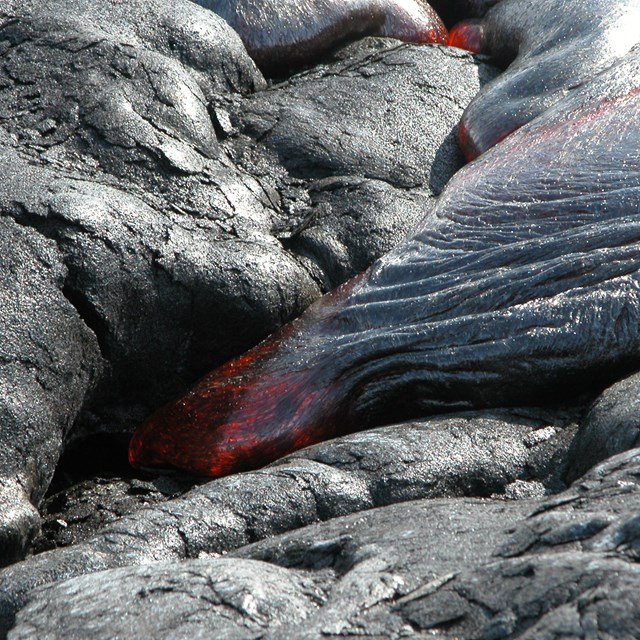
[129,329,343,477]
[447,19,483,53]
[129,278,364,477]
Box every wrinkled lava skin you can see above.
[130,0,640,477]
[194,0,447,73]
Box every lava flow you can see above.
[129,279,362,477]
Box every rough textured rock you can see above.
[9,499,532,640]
[0,0,269,563]
[0,408,577,635]
[566,372,640,483]
[31,475,192,555]
[395,448,640,638]
[232,42,476,191]
[11,449,640,639]
[218,39,498,288]
[0,213,100,564]
[3,0,640,638]
[9,558,323,640]
[0,0,492,563]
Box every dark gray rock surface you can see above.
[0,214,100,565]
[0,0,269,563]
[0,407,578,636]
[31,475,193,555]
[10,448,640,639]
[9,558,324,640]
[393,448,640,639]
[217,39,498,288]
[566,371,640,483]
[0,0,492,565]
[2,0,640,638]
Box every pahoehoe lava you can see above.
[455,0,640,159]
[130,0,640,477]
[193,0,448,73]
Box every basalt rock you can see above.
[3,0,640,638]
[0,0,493,565]
[0,210,100,565]
[566,371,640,483]
[220,40,499,288]
[10,448,640,639]
[0,407,576,635]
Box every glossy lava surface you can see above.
[457,0,640,159]
[130,0,640,477]
[194,0,447,73]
